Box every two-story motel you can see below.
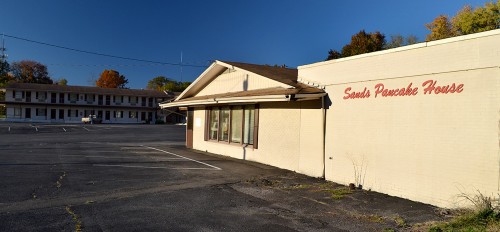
[0,83,171,123]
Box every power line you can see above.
[3,33,207,68]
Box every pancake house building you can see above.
[161,29,500,208]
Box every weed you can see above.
[427,191,500,231]
[393,215,407,227]
[367,214,385,223]
[65,206,83,232]
[55,171,67,189]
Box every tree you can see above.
[56,78,68,85]
[326,30,386,60]
[147,76,170,91]
[385,35,405,49]
[10,60,53,84]
[326,49,342,60]
[406,35,419,45]
[425,15,457,41]
[146,76,191,92]
[384,34,420,49]
[96,69,128,88]
[0,58,10,87]
[452,1,500,35]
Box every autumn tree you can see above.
[10,60,53,84]
[146,76,191,92]
[96,69,128,88]
[326,30,386,60]
[452,1,500,35]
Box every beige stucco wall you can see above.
[196,69,290,96]
[299,30,500,208]
[191,100,324,177]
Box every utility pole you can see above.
[0,33,6,61]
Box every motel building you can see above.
[0,83,171,123]
[160,29,500,208]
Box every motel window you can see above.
[14,91,23,99]
[115,111,123,118]
[36,108,46,117]
[206,105,259,148]
[69,93,78,102]
[129,111,138,118]
[14,108,21,117]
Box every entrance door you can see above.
[59,109,64,120]
[186,109,193,149]
[25,108,31,118]
[50,109,56,120]
[105,111,110,121]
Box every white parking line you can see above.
[141,145,222,170]
[63,128,67,132]
[93,164,216,170]
[82,127,90,131]
[8,127,10,132]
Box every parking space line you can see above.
[141,145,222,170]
[82,127,90,131]
[92,164,217,170]
[63,128,67,132]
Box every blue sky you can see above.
[0,0,492,89]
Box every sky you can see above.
[0,0,493,89]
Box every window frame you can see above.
[205,104,259,149]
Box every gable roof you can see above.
[161,60,325,108]
[3,82,170,98]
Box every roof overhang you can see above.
[160,92,326,108]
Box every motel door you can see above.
[186,109,194,149]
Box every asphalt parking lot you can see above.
[0,122,443,231]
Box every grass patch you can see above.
[326,187,352,200]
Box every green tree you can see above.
[326,30,386,60]
[10,60,53,84]
[452,1,500,35]
[326,49,342,60]
[146,76,191,92]
[147,76,170,91]
[384,34,420,49]
[56,78,68,85]
[0,58,10,87]
[96,70,128,88]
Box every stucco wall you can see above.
[299,30,500,208]
[191,100,324,177]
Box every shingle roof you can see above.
[3,83,170,98]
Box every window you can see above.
[36,108,46,117]
[69,93,78,103]
[129,111,138,118]
[115,111,123,118]
[206,105,258,148]
[14,108,21,117]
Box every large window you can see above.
[206,105,258,148]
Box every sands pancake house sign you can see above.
[343,80,464,100]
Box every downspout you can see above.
[322,95,326,179]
